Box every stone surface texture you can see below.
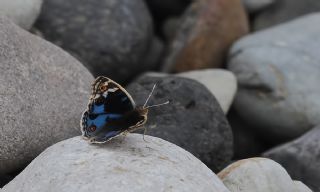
[263,126,320,191]
[177,69,237,114]
[228,13,320,140]
[254,0,320,30]
[0,15,93,175]
[127,74,233,172]
[0,0,42,29]
[218,158,310,192]
[35,0,153,83]
[163,0,249,72]
[3,135,231,192]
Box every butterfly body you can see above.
[81,76,148,143]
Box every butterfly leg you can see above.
[142,126,149,143]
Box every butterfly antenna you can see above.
[143,84,157,108]
[145,101,170,109]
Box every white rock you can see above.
[242,0,274,13]
[218,158,307,192]
[0,0,42,29]
[145,69,237,114]
[294,181,313,192]
[177,69,237,113]
[3,134,230,192]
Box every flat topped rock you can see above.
[3,135,230,192]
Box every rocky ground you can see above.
[0,0,319,191]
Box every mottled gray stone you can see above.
[228,13,320,140]
[264,126,320,191]
[0,0,42,29]
[0,16,93,175]
[254,0,320,30]
[126,74,233,172]
[218,158,310,192]
[35,0,153,83]
[3,135,231,192]
[242,0,274,13]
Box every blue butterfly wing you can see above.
[81,77,135,142]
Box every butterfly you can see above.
[80,76,169,144]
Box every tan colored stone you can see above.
[163,0,249,72]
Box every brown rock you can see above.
[163,0,249,72]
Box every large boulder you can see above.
[228,13,320,141]
[35,0,153,83]
[264,126,320,191]
[0,15,93,175]
[2,135,231,192]
[127,74,233,172]
[0,0,42,29]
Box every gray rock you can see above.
[263,126,320,191]
[242,0,275,13]
[140,70,237,114]
[0,175,13,188]
[126,74,233,172]
[140,37,164,72]
[228,13,320,140]
[0,0,42,29]
[3,135,231,192]
[0,16,93,175]
[218,158,310,192]
[254,0,320,30]
[227,108,269,159]
[35,0,153,83]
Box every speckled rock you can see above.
[163,0,248,72]
[0,15,93,175]
[35,0,153,83]
[241,0,274,13]
[218,158,310,192]
[0,0,42,29]
[228,13,320,140]
[2,135,231,192]
[263,126,320,191]
[127,74,233,172]
[254,0,320,30]
[177,69,237,114]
